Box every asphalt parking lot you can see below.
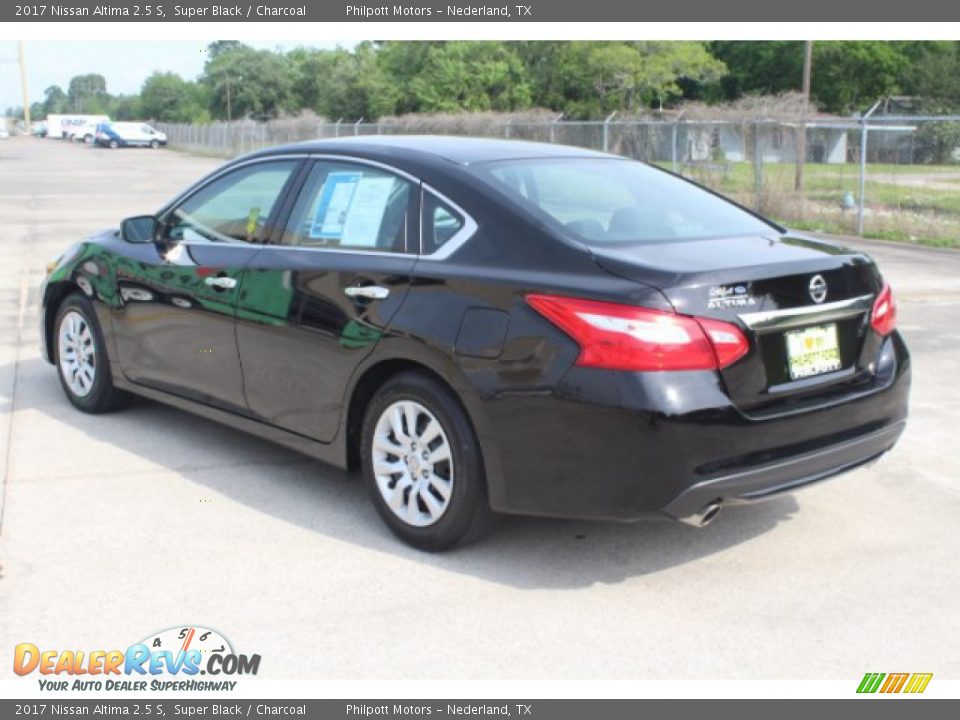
[0,136,958,681]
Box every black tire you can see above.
[53,293,128,414]
[150,140,159,149]
[109,140,118,149]
[361,371,494,551]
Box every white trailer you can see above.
[46,114,110,140]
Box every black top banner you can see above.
[4,0,957,22]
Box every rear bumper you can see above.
[480,332,910,522]
[661,420,905,523]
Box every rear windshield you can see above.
[471,157,776,244]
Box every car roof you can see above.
[243,134,616,167]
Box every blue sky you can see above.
[1,41,351,112]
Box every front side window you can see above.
[282,161,414,253]
[472,157,775,245]
[164,160,298,244]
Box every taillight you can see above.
[526,294,749,372]
[871,282,897,336]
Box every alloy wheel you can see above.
[372,400,454,527]
[58,310,97,397]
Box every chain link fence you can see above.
[156,113,960,247]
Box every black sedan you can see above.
[41,136,910,550]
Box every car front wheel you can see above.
[54,293,127,413]
[361,371,493,551]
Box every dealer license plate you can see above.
[785,323,842,380]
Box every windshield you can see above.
[472,157,777,244]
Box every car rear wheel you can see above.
[54,294,127,413]
[361,371,493,551]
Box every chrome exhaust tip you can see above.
[678,501,722,528]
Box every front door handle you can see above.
[204,276,237,290]
[344,285,390,300]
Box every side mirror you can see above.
[121,215,159,244]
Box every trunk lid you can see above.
[592,234,884,414]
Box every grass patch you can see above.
[666,161,960,250]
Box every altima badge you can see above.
[708,284,757,309]
[808,275,828,304]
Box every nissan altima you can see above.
[41,136,910,550]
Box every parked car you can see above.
[31,121,47,137]
[0,127,9,139]
[40,137,910,550]
[95,122,167,148]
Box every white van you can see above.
[95,122,167,149]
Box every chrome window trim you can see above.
[419,183,479,260]
[738,294,874,332]
[270,154,418,256]
[255,245,413,260]
[158,154,312,218]
[243,154,479,260]
[160,151,479,259]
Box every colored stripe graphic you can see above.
[903,673,933,694]
[857,673,885,693]
[857,672,932,694]
[880,673,909,693]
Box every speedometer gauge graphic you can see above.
[139,625,234,660]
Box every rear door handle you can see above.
[204,276,237,290]
[344,285,390,300]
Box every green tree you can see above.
[201,43,296,119]
[518,41,725,117]
[375,42,441,114]
[409,42,532,112]
[42,85,69,114]
[708,41,804,100]
[207,41,244,60]
[140,72,208,122]
[812,42,909,112]
[108,94,143,121]
[901,42,960,104]
[67,74,109,113]
[708,41,912,113]
[288,43,398,119]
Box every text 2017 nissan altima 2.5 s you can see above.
[41,136,909,550]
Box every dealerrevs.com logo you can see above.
[14,626,260,692]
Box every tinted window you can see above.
[165,160,297,244]
[473,158,775,244]
[282,162,413,253]
[422,193,465,254]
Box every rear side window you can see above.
[165,160,298,244]
[474,158,775,244]
[282,161,414,253]
[422,192,465,254]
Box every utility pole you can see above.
[225,75,232,122]
[18,41,30,130]
[795,40,813,191]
